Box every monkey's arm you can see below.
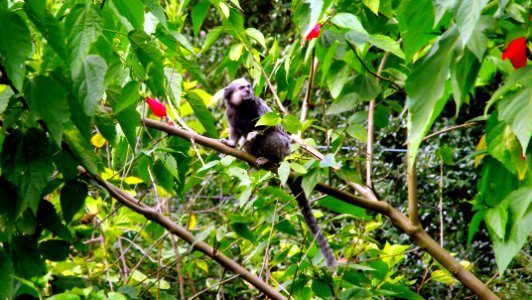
[221,126,240,147]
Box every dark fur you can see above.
[221,78,337,270]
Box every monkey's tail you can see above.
[288,178,338,271]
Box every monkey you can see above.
[220,78,338,270]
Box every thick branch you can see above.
[142,118,499,300]
[79,166,286,300]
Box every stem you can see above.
[407,144,420,227]
[299,50,317,136]
[80,166,286,300]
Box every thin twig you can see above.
[424,122,477,141]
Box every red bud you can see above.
[146,97,167,117]
[502,37,528,69]
[305,23,321,41]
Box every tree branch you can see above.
[141,117,499,300]
[78,166,287,300]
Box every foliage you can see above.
[0,0,531,299]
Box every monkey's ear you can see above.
[223,85,234,101]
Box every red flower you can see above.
[501,37,527,69]
[305,23,321,41]
[146,97,167,117]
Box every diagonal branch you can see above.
[78,166,287,300]
[141,117,499,300]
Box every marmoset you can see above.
[221,78,337,270]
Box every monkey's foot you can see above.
[246,131,259,142]
[220,138,236,147]
[256,157,270,167]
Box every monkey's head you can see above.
[224,78,254,107]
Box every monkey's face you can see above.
[224,78,253,106]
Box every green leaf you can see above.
[39,239,70,261]
[110,0,144,30]
[129,30,166,96]
[311,279,333,298]
[65,4,102,75]
[346,123,367,143]
[116,105,141,148]
[406,29,459,169]
[278,161,290,185]
[23,0,67,59]
[367,34,404,59]
[72,54,108,116]
[490,187,532,274]
[0,248,14,300]
[185,91,218,138]
[64,129,100,175]
[327,61,349,98]
[256,112,282,127]
[191,0,210,36]
[229,43,244,61]
[0,128,53,214]
[60,180,88,223]
[0,10,32,90]
[332,13,368,34]
[9,236,47,278]
[498,86,532,154]
[484,205,507,239]
[114,81,140,114]
[467,209,486,246]
[320,153,339,168]
[201,27,223,53]
[290,162,308,174]
[396,0,435,62]
[455,0,488,45]
[339,286,372,300]
[143,0,167,28]
[230,222,255,243]
[326,93,358,115]
[282,114,302,134]
[336,166,362,184]
[301,169,322,198]
[95,110,117,145]
[319,196,365,218]
[274,219,297,236]
[477,158,518,207]
[451,49,481,112]
[24,76,70,146]
[37,200,73,242]
[165,68,182,109]
[353,73,381,101]
[246,28,266,48]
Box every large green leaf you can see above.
[455,0,488,46]
[396,0,435,62]
[60,180,88,223]
[185,91,218,138]
[143,0,167,28]
[129,30,166,96]
[367,34,404,60]
[39,239,71,262]
[64,129,100,175]
[451,49,481,112]
[498,86,532,155]
[0,248,14,300]
[116,105,141,148]
[0,129,53,214]
[9,236,47,278]
[37,200,73,242]
[0,9,32,90]
[113,81,140,114]
[23,76,70,146]
[110,0,144,31]
[406,29,459,169]
[477,158,518,207]
[191,0,210,36]
[65,4,102,75]
[489,187,532,274]
[23,0,67,59]
[72,54,108,116]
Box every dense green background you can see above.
[0,0,530,299]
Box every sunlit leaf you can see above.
[0,10,32,90]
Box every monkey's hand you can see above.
[220,138,236,147]
[246,131,259,142]
[255,157,271,167]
